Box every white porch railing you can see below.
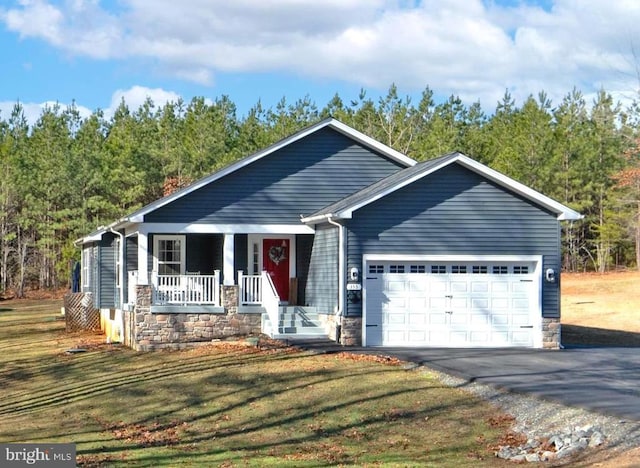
[238,271,280,336]
[261,271,280,336]
[238,271,262,305]
[151,271,221,306]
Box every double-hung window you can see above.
[154,235,185,275]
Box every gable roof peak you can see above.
[302,151,582,223]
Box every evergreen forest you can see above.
[1,84,639,296]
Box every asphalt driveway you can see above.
[292,340,640,422]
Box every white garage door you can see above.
[364,259,540,347]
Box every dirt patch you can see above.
[562,271,640,347]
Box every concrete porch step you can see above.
[263,306,327,337]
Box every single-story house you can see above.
[76,118,581,350]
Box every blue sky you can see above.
[0,0,639,124]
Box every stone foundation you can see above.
[340,316,362,346]
[131,285,261,351]
[542,317,561,349]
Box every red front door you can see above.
[263,238,290,301]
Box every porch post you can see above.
[223,234,234,286]
[137,231,149,285]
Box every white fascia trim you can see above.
[139,223,315,234]
[455,155,583,221]
[328,120,416,167]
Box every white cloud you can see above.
[106,85,184,117]
[0,100,92,126]
[0,86,183,125]
[2,0,640,108]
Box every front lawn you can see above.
[0,299,513,467]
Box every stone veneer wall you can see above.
[340,316,362,346]
[542,317,561,349]
[132,285,261,351]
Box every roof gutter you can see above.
[326,215,344,319]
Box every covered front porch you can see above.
[121,228,329,342]
[122,274,327,351]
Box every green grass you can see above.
[0,299,514,467]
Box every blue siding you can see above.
[124,236,138,304]
[145,128,406,224]
[345,163,561,318]
[305,226,339,314]
[295,234,314,305]
[126,236,137,271]
[99,233,116,309]
[234,234,248,279]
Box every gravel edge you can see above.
[427,368,640,461]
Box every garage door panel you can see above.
[491,314,509,326]
[386,330,405,342]
[511,314,530,326]
[512,298,530,310]
[409,313,427,325]
[491,297,509,309]
[450,331,468,343]
[451,281,468,293]
[366,259,539,347]
[470,331,489,343]
[385,296,407,308]
[430,281,447,293]
[511,331,533,346]
[429,313,447,325]
[409,280,428,292]
[492,332,510,344]
[408,330,427,342]
[471,281,489,293]
[470,314,489,325]
[386,279,406,292]
[491,282,509,293]
[471,298,490,310]
[451,298,467,308]
[386,312,406,325]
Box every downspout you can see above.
[109,227,125,344]
[326,215,344,341]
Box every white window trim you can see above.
[153,235,186,275]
